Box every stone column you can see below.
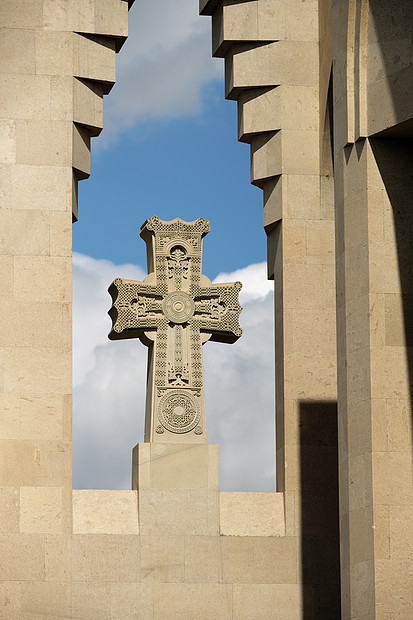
[0,1,131,613]
[201,0,341,614]
[333,0,413,616]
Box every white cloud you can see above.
[99,0,222,147]
[73,254,275,491]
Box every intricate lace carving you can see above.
[108,216,242,439]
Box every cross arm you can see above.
[108,277,163,341]
[194,281,243,344]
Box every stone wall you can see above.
[0,0,411,618]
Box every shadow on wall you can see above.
[299,400,341,618]
[370,0,413,428]
[370,137,413,449]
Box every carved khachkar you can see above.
[108,217,242,442]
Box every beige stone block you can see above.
[291,308,336,356]
[369,294,385,347]
[0,120,16,164]
[0,533,44,580]
[0,393,65,442]
[0,210,49,257]
[43,0,94,32]
[0,75,51,121]
[0,29,35,75]
[343,192,369,251]
[0,487,19,533]
[0,302,63,348]
[73,33,116,87]
[373,505,390,560]
[345,244,369,300]
[226,41,319,99]
[134,442,219,490]
[348,453,373,511]
[139,488,219,536]
[306,220,335,265]
[320,174,334,221]
[220,492,285,536]
[3,347,71,395]
[50,76,73,121]
[0,164,12,209]
[386,398,412,452]
[283,0,319,42]
[285,174,321,220]
[21,581,70,617]
[21,395,65,441]
[212,1,259,57]
[349,560,375,617]
[385,293,407,347]
[14,256,71,302]
[257,0,284,40]
[346,399,374,458]
[371,398,389,453]
[107,583,154,620]
[233,584,304,619]
[0,393,20,441]
[71,534,140,582]
[0,0,43,29]
[348,506,374,565]
[283,263,324,309]
[346,347,372,409]
[389,506,413,562]
[44,533,71,582]
[0,581,22,619]
[16,120,72,166]
[183,535,220,583]
[369,240,402,296]
[35,31,73,77]
[373,452,413,506]
[11,164,73,211]
[282,130,320,175]
[375,557,413,617]
[50,211,72,257]
[250,132,282,187]
[238,87,280,142]
[20,486,63,534]
[0,439,70,486]
[370,346,410,400]
[73,123,91,177]
[345,294,370,353]
[72,582,108,619]
[220,536,297,583]
[283,220,306,265]
[73,77,104,133]
[94,0,129,38]
[153,584,232,620]
[72,490,138,534]
[263,176,282,230]
[140,534,184,583]
[280,85,319,131]
[284,353,337,401]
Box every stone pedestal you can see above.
[132,443,219,490]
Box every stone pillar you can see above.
[333,0,413,616]
[201,0,341,615]
[0,1,131,614]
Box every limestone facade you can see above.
[0,0,412,618]
[200,0,413,617]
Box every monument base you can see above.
[132,442,219,490]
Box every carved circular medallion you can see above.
[157,391,200,434]
[162,291,194,324]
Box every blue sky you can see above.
[75,82,266,278]
[72,0,275,492]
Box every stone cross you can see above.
[108,216,242,442]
